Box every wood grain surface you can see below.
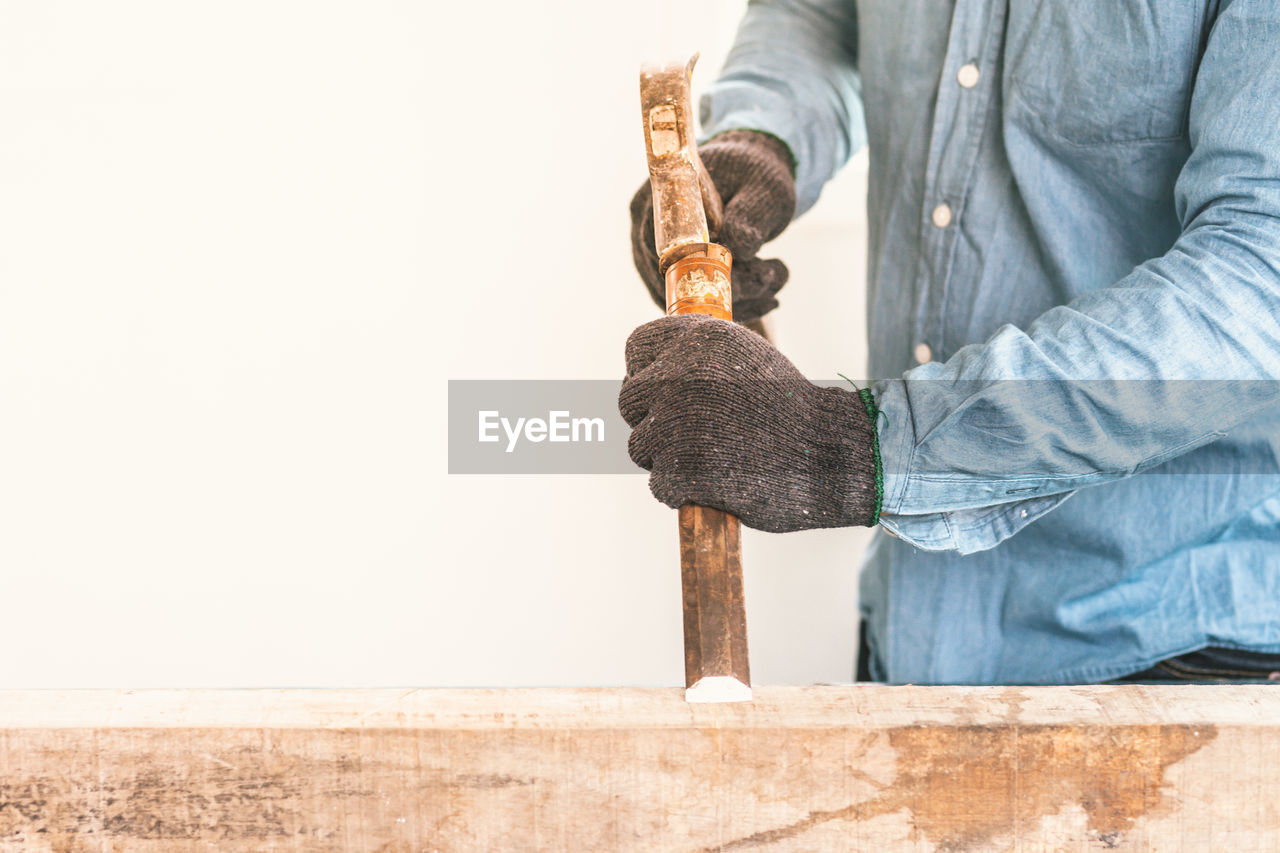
[0,686,1276,851]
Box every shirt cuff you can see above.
[871,378,1078,554]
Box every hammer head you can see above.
[639,54,725,267]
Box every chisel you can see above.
[639,54,751,703]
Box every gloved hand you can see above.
[619,314,881,532]
[630,130,797,323]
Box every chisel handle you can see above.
[665,245,752,704]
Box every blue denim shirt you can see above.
[701,0,1280,683]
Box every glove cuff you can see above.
[857,388,884,526]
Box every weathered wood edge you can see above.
[0,685,1275,730]
[0,686,1276,851]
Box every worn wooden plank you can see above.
[0,686,1277,851]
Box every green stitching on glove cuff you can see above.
[857,388,884,526]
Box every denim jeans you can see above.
[1112,647,1280,684]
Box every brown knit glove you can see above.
[619,314,881,533]
[630,130,797,323]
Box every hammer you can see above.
[640,55,751,703]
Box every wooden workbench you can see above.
[0,686,1276,851]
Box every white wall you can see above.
[0,1,870,687]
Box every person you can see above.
[620,0,1280,684]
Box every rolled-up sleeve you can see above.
[699,0,865,215]
[875,0,1280,554]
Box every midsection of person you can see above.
[626,0,1280,684]
[862,0,1280,682]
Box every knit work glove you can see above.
[630,130,797,323]
[619,314,881,532]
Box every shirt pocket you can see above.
[1008,0,1205,145]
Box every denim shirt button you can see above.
[914,342,933,363]
[957,63,980,88]
[931,203,952,228]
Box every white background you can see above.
[0,1,871,687]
